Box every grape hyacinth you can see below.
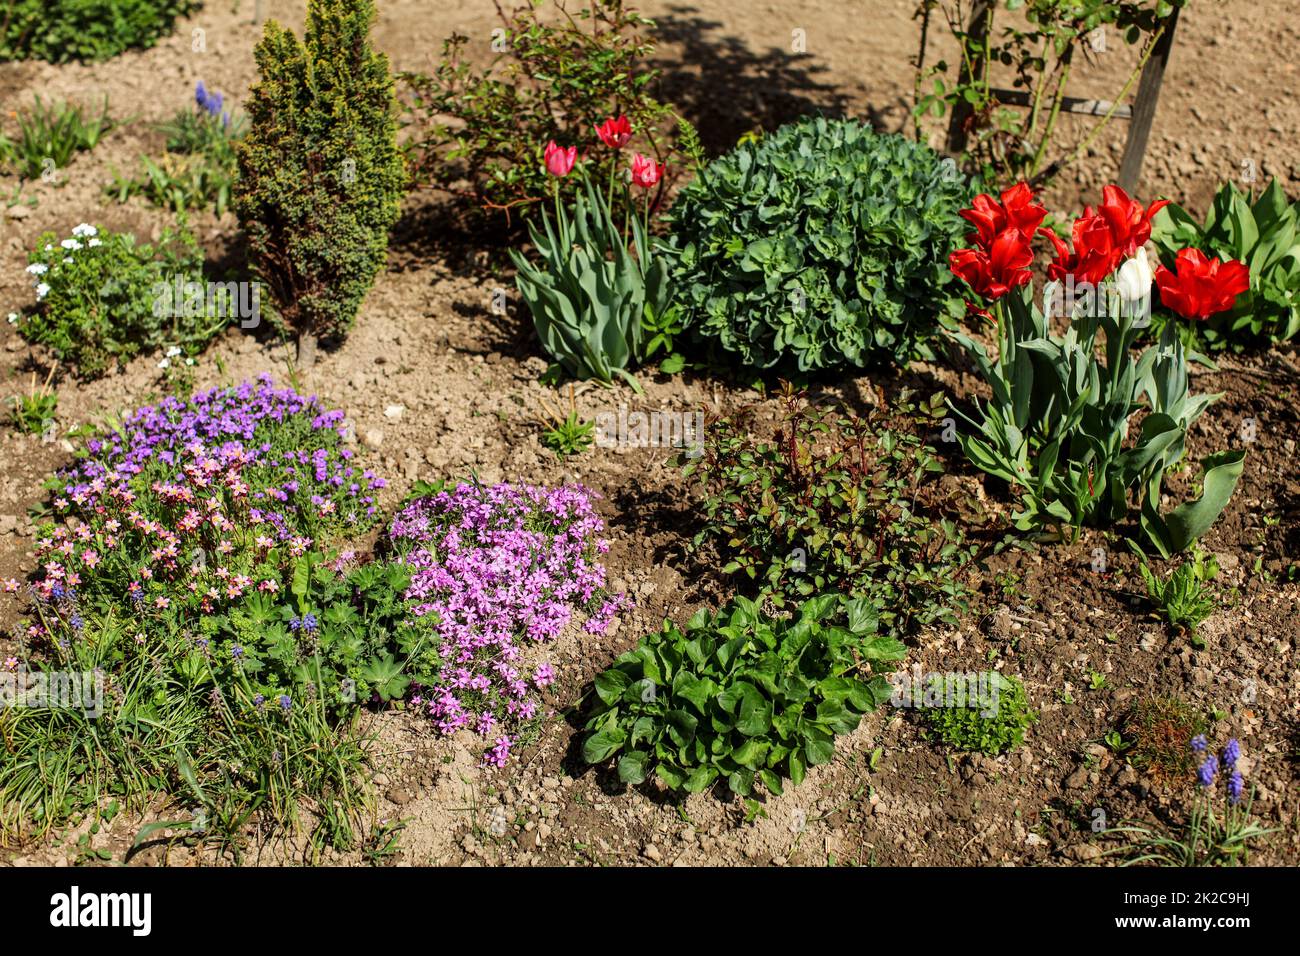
[1197,754,1218,789]
[1227,770,1244,805]
[390,481,624,765]
[1221,738,1240,769]
[1191,736,1250,806]
[195,80,231,127]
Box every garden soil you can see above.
[0,0,1297,866]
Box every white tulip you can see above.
[1115,248,1153,303]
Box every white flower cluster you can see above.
[157,345,195,370]
[25,224,102,302]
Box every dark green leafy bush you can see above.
[668,116,970,371]
[400,0,676,231]
[921,673,1034,755]
[234,0,407,368]
[19,223,225,379]
[0,0,197,63]
[582,594,905,796]
[680,386,973,633]
[1152,179,1300,348]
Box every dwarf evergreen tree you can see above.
[234,0,406,369]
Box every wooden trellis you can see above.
[943,3,1182,194]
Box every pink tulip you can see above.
[630,153,663,189]
[544,141,577,178]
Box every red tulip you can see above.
[1154,248,1251,321]
[1097,185,1169,258]
[595,114,633,149]
[544,141,577,178]
[1043,186,1171,287]
[630,153,663,189]
[961,182,1047,248]
[949,228,1034,301]
[1041,211,1119,288]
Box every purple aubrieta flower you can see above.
[1190,734,1208,753]
[1197,754,1219,789]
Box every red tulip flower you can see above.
[1154,248,1251,321]
[949,228,1034,302]
[1043,186,1171,287]
[1097,184,1169,258]
[544,141,577,178]
[630,153,664,189]
[595,114,633,149]
[1041,211,1120,287]
[961,182,1047,248]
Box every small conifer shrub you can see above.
[234,0,406,369]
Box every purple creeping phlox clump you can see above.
[13,375,385,642]
[390,481,624,766]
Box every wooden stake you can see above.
[945,0,993,156]
[1118,6,1181,195]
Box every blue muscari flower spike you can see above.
[1221,738,1240,770]
[194,81,223,119]
[1190,734,1208,753]
[1227,770,1244,805]
[1197,754,1218,789]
